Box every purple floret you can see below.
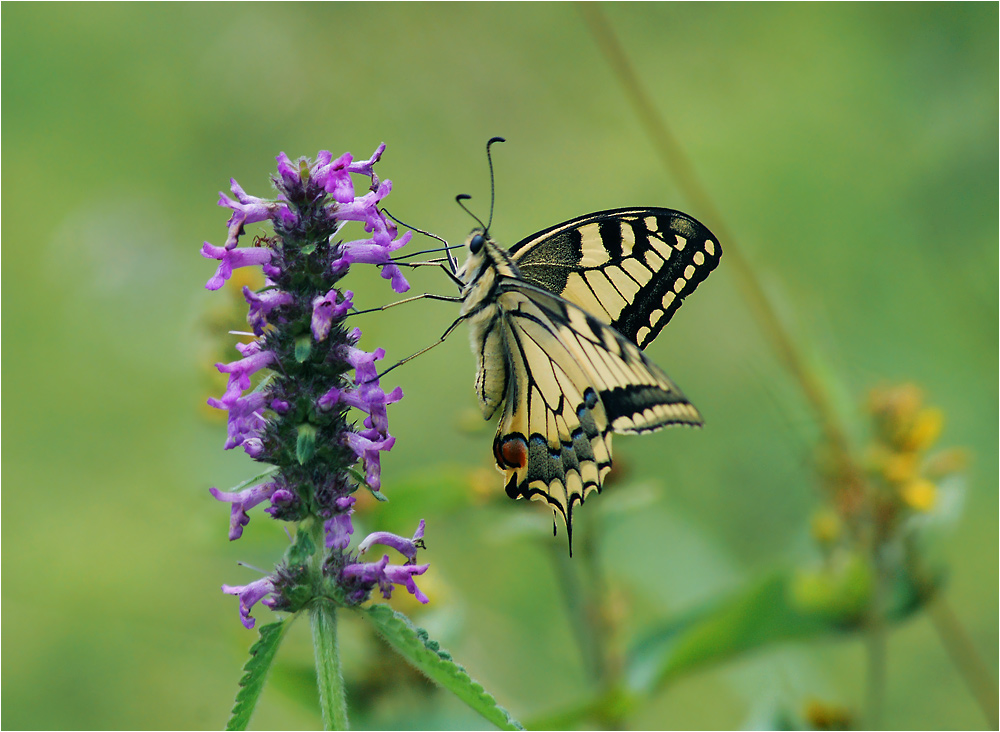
[210,482,278,540]
[345,430,396,491]
[201,242,273,291]
[324,496,357,549]
[311,289,354,342]
[342,554,430,604]
[357,519,426,563]
[222,576,277,629]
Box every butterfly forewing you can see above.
[509,208,721,348]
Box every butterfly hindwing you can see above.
[509,208,721,348]
[488,282,702,535]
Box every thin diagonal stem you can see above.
[548,544,603,683]
[578,3,997,725]
[926,595,999,728]
[577,3,858,485]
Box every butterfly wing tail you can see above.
[492,306,614,543]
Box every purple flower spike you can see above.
[210,482,278,540]
[222,576,277,629]
[205,145,429,627]
[358,519,426,563]
[311,289,354,342]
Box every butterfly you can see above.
[452,204,721,549]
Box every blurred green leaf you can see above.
[627,565,933,696]
[627,573,828,695]
[226,620,291,731]
[360,604,523,731]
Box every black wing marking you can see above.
[509,207,721,348]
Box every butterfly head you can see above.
[468,231,486,255]
[455,227,492,287]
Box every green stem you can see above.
[864,595,887,728]
[548,543,603,683]
[311,600,349,731]
[926,596,999,728]
[577,2,861,489]
[308,518,348,730]
[579,6,996,727]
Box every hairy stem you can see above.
[309,519,348,730]
[311,600,348,730]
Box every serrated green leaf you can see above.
[361,604,522,731]
[226,620,290,731]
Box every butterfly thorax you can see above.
[456,229,521,419]
[456,229,521,319]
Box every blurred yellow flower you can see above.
[811,508,842,545]
[900,407,944,452]
[900,478,938,512]
[882,451,918,484]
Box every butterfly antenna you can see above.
[381,207,460,272]
[455,194,487,231]
[381,208,449,248]
[485,136,505,232]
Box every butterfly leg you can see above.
[350,292,463,316]
[372,314,469,382]
[391,258,463,288]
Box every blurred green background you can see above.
[3,3,996,729]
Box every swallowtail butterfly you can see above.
[454,198,720,549]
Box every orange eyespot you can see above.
[494,434,528,469]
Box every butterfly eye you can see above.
[469,234,485,254]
